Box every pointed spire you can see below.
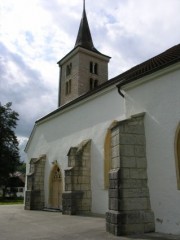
[75,0,98,52]
[83,0,85,11]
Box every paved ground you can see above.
[0,205,180,240]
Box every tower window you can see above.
[90,78,93,90]
[66,82,68,95]
[65,79,72,95]
[90,61,98,75]
[89,78,98,90]
[66,63,72,77]
[94,79,98,88]
[94,63,98,75]
[90,62,93,73]
[69,79,72,93]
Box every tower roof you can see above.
[74,0,99,53]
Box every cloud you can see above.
[0,42,57,138]
[1,0,180,162]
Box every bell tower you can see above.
[57,1,111,107]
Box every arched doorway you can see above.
[49,164,63,209]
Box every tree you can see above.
[0,102,21,197]
[17,162,26,174]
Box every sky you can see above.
[0,0,180,161]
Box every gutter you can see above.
[117,84,125,98]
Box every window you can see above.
[89,78,98,90]
[104,121,118,189]
[65,80,72,95]
[175,123,180,189]
[66,63,72,77]
[90,62,93,73]
[94,80,98,88]
[66,82,68,95]
[94,63,98,75]
[69,79,71,93]
[89,61,98,75]
[90,78,93,90]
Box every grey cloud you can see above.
[0,42,57,138]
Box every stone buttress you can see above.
[62,140,91,215]
[25,155,46,210]
[106,113,155,236]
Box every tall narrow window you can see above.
[90,78,93,90]
[66,82,68,95]
[89,78,98,91]
[65,80,72,95]
[69,79,72,94]
[94,63,98,75]
[89,61,98,75]
[90,61,93,73]
[94,80,98,88]
[66,63,72,76]
[104,121,118,189]
[175,123,180,189]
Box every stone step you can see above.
[43,207,62,212]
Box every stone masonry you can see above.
[62,139,91,215]
[25,155,46,210]
[106,113,155,236]
[59,49,109,106]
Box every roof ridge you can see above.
[116,43,180,86]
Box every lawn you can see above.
[0,197,24,205]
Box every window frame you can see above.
[89,61,98,75]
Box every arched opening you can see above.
[175,123,180,190]
[90,61,93,73]
[90,78,93,90]
[94,63,98,75]
[104,121,118,189]
[49,164,63,209]
[94,79,98,88]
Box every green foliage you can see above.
[0,197,24,205]
[0,102,21,189]
[17,162,26,174]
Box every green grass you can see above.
[0,197,24,205]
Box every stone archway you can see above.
[49,164,63,209]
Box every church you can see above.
[25,1,180,236]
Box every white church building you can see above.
[25,1,180,236]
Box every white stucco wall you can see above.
[26,85,125,214]
[123,63,180,234]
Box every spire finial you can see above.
[83,0,85,11]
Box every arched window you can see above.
[90,61,93,73]
[69,79,72,93]
[65,80,72,95]
[104,121,118,189]
[94,80,98,88]
[175,123,180,189]
[90,78,93,90]
[66,63,72,76]
[94,63,98,75]
[89,78,98,91]
[89,61,98,75]
[65,82,68,95]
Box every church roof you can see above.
[38,43,180,124]
[116,43,180,88]
[74,1,99,53]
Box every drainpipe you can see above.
[116,83,125,98]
